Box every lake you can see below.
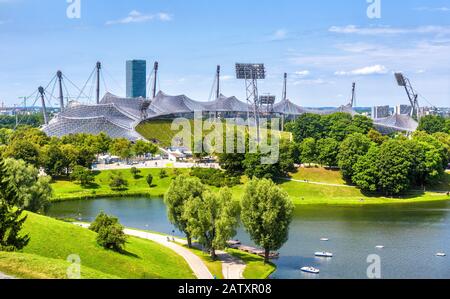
[46,197,450,279]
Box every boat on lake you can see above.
[436,253,446,257]
[315,251,333,258]
[301,267,320,274]
[320,238,329,242]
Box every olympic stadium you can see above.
[40,62,419,141]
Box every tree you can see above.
[368,129,388,145]
[90,212,127,252]
[418,115,447,134]
[316,138,340,167]
[299,138,316,166]
[240,179,294,263]
[337,133,373,181]
[40,141,67,177]
[110,138,133,162]
[109,173,128,191]
[375,140,413,196]
[243,151,283,180]
[0,158,30,251]
[288,113,323,143]
[130,167,141,179]
[3,139,40,167]
[183,188,239,260]
[159,169,168,179]
[321,112,353,142]
[146,174,154,187]
[218,153,246,176]
[1,158,51,213]
[352,146,380,192]
[70,166,95,187]
[133,140,158,158]
[349,115,374,135]
[164,175,206,248]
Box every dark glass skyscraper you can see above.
[126,60,147,98]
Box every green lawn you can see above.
[182,245,224,279]
[0,212,195,279]
[51,168,450,206]
[136,119,292,148]
[51,168,189,201]
[226,249,276,279]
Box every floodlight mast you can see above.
[57,71,64,112]
[96,62,101,105]
[216,65,221,100]
[38,86,49,125]
[350,82,356,107]
[282,73,287,102]
[394,73,420,120]
[235,63,265,142]
[152,61,159,99]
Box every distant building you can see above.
[126,60,147,98]
[372,106,390,119]
[395,105,412,116]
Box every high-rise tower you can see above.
[126,60,147,98]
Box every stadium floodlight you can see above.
[395,73,406,87]
[235,63,266,80]
[259,95,276,105]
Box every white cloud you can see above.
[294,70,310,76]
[329,25,450,35]
[221,75,233,81]
[270,29,288,41]
[106,11,172,25]
[415,7,450,12]
[335,65,388,76]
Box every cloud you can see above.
[335,65,389,76]
[414,7,450,12]
[294,70,310,76]
[270,29,288,41]
[329,25,450,35]
[221,75,233,81]
[106,10,172,25]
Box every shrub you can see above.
[130,167,141,179]
[190,168,240,187]
[70,166,95,187]
[146,174,153,187]
[109,173,128,191]
[90,212,127,252]
[159,169,168,179]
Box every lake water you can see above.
[46,197,450,279]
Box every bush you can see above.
[130,167,141,179]
[90,212,127,252]
[159,169,168,179]
[190,168,240,187]
[109,173,128,191]
[146,174,154,187]
[70,166,95,187]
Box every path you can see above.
[280,177,356,188]
[216,250,245,279]
[74,223,213,280]
[0,272,14,279]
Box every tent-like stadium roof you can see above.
[373,114,418,134]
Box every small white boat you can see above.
[301,267,320,274]
[436,253,446,257]
[375,245,385,249]
[320,238,329,242]
[315,251,333,258]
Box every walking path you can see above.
[216,250,245,279]
[0,272,14,279]
[281,177,356,188]
[74,223,213,279]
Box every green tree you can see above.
[70,166,95,187]
[109,173,128,191]
[337,133,373,181]
[133,140,158,157]
[316,138,340,167]
[90,212,127,252]
[288,113,323,143]
[164,175,206,248]
[299,138,316,166]
[183,188,239,260]
[146,174,154,187]
[130,167,141,179]
[321,112,353,142]
[2,158,51,213]
[110,138,133,162]
[368,129,388,145]
[40,141,67,177]
[243,151,283,180]
[0,158,30,251]
[349,115,374,135]
[218,153,246,176]
[3,139,40,167]
[159,169,168,179]
[418,115,447,134]
[240,179,294,263]
[352,146,380,192]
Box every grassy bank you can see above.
[226,249,276,279]
[0,213,195,279]
[51,168,450,206]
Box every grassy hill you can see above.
[136,119,292,148]
[0,213,195,279]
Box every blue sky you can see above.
[1,0,449,107]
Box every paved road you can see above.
[280,177,356,188]
[74,223,213,279]
[217,251,245,279]
[0,272,14,279]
